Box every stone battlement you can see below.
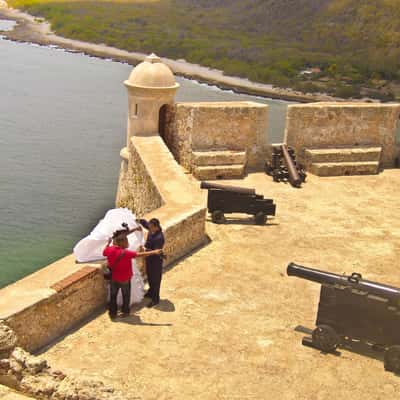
[285,102,400,168]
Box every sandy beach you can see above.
[0,1,339,103]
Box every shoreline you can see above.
[0,2,340,103]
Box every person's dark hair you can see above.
[112,222,130,239]
[149,218,162,231]
[114,234,127,247]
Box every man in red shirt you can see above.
[103,232,162,319]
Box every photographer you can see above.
[103,227,162,319]
[138,218,165,308]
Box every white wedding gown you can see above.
[73,208,145,305]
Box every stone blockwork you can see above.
[116,134,207,268]
[163,101,268,177]
[0,257,107,354]
[116,146,164,216]
[285,102,400,167]
[304,146,382,176]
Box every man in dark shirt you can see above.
[139,218,165,308]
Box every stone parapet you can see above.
[163,101,269,173]
[285,102,400,167]
[0,256,107,353]
[116,134,208,268]
[116,144,164,216]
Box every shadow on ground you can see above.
[206,216,279,226]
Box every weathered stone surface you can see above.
[164,101,268,173]
[20,375,59,398]
[0,384,35,399]
[0,348,125,400]
[116,135,207,269]
[0,321,17,359]
[116,145,164,216]
[303,145,383,176]
[304,146,382,165]
[53,377,118,400]
[193,164,245,180]
[310,161,379,176]
[0,359,11,373]
[4,266,107,353]
[25,356,48,375]
[285,103,400,167]
[192,150,247,166]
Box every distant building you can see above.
[300,67,321,76]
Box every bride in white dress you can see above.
[73,208,145,305]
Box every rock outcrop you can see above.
[0,322,125,400]
[0,320,18,359]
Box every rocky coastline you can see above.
[0,1,340,104]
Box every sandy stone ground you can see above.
[42,171,400,400]
[0,384,34,399]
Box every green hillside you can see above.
[8,0,400,100]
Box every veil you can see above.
[73,208,145,304]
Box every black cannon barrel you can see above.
[287,262,400,302]
[200,181,256,195]
[281,144,301,188]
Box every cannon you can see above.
[265,144,306,188]
[287,262,400,373]
[200,181,276,224]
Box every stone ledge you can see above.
[175,101,267,108]
[289,102,400,108]
[50,266,98,293]
[0,259,106,353]
[304,146,382,165]
[193,164,245,180]
[309,161,379,176]
[192,150,247,166]
[0,255,94,320]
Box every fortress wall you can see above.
[116,134,207,266]
[116,146,164,216]
[163,101,269,170]
[0,135,206,354]
[0,256,106,353]
[163,104,193,171]
[284,103,400,166]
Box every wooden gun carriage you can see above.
[287,262,400,373]
[200,181,276,224]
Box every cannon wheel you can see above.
[312,325,340,353]
[272,169,280,182]
[265,162,273,176]
[211,210,225,224]
[384,345,400,373]
[254,211,267,225]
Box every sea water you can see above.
[0,27,290,288]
